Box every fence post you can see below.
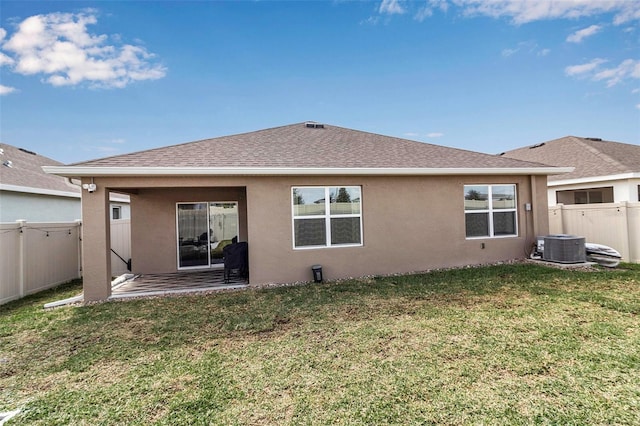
[17,219,27,298]
[620,202,631,262]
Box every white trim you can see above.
[292,186,363,249]
[1,183,131,203]
[43,165,574,177]
[0,183,80,198]
[464,184,518,239]
[176,201,239,270]
[548,172,640,187]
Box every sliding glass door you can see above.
[177,202,239,269]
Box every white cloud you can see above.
[0,12,166,89]
[379,0,405,15]
[414,0,448,22]
[593,59,640,87]
[452,0,640,25]
[501,41,548,58]
[404,132,420,137]
[0,84,17,95]
[426,132,444,138]
[565,58,640,87]
[636,103,640,110]
[565,58,607,76]
[0,51,14,66]
[567,24,602,43]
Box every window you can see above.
[292,186,362,248]
[556,187,613,205]
[112,206,121,220]
[464,185,517,238]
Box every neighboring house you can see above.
[500,136,640,206]
[0,143,131,222]
[45,122,570,301]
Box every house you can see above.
[500,136,640,206]
[44,122,570,301]
[0,143,131,222]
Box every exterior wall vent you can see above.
[543,234,586,263]
[304,122,325,129]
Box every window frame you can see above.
[291,186,363,249]
[112,206,121,220]
[464,184,518,239]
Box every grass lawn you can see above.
[1,263,639,425]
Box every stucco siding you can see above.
[247,175,543,284]
[92,174,547,287]
[130,186,247,273]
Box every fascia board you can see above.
[548,172,640,187]
[43,166,575,177]
[0,183,81,198]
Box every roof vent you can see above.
[584,137,602,141]
[0,148,4,155]
[18,147,37,155]
[304,122,325,129]
[3,160,13,168]
[529,142,545,149]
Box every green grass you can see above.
[1,263,639,425]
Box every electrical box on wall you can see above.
[525,203,532,211]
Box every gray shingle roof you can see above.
[501,136,640,181]
[0,143,80,193]
[69,122,550,170]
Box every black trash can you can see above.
[311,265,323,283]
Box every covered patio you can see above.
[45,269,248,308]
[110,269,248,299]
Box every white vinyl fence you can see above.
[0,219,131,305]
[549,202,640,263]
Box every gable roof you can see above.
[0,143,80,196]
[45,122,570,177]
[501,136,640,182]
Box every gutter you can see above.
[0,183,80,198]
[548,172,640,187]
[43,166,575,177]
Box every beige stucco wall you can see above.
[77,174,549,300]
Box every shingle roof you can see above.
[0,143,80,194]
[500,136,640,181]
[69,122,550,170]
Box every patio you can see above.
[44,269,248,308]
[110,269,248,299]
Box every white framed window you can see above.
[464,184,517,238]
[292,186,362,249]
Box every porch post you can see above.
[81,181,112,301]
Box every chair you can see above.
[223,241,248,283]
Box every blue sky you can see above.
[1,0,638,164]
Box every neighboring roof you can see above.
[45,123,570,177]
[0,143,80,197]
[501,136,640,182]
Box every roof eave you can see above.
[548,172,640,187]
[43,166,574,177]
[0,183,81,198]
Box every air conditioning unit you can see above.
[543,235,586,263]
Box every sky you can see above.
[0,0,639,164]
